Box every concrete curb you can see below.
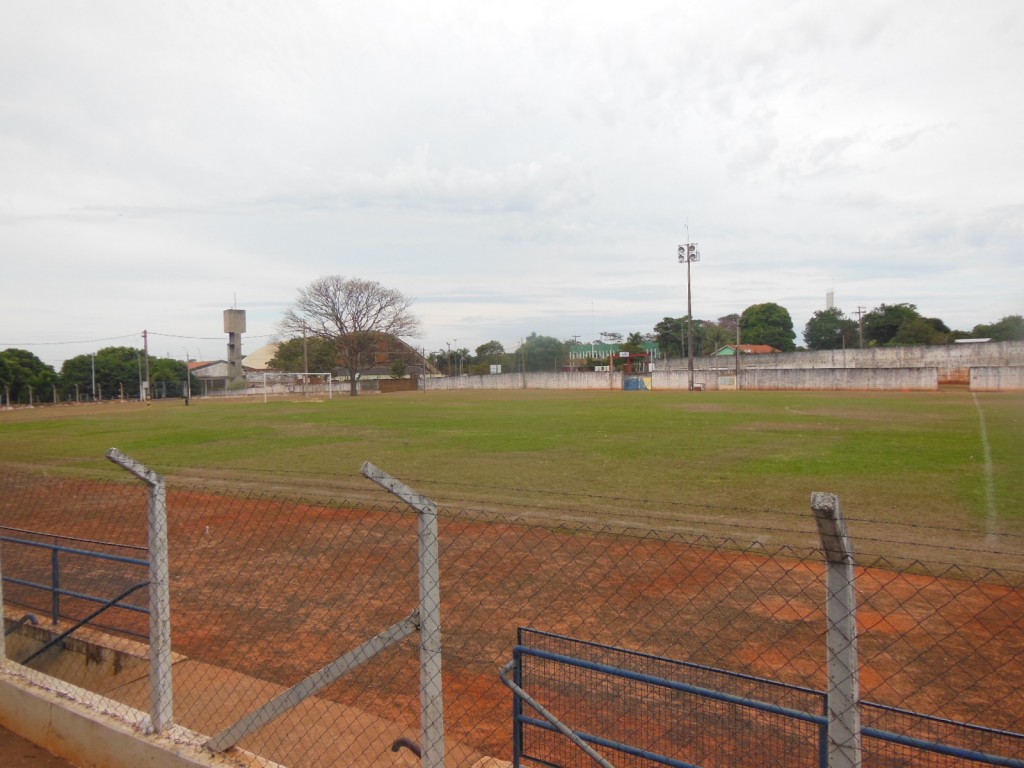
[0,660,282,768]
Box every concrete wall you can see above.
[971,366,1024,392]
[416,341,1024,393]
[379,377,419,394]
[667,341,1024,382]
[425,371,620,391]
[0,663,275,768]
[423,367,940,392]
[736,367,938,391]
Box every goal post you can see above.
[258,372,334,402]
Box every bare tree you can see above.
[279,276,421,395]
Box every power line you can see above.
[2,331,275,346]
[0,333,139,346]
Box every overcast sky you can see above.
[2,1,1021,367]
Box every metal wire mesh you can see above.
[2,466,1023,768]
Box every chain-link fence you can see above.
[2,459,1023,767]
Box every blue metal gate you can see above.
[503,629,1024,768]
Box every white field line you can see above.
[971,393,999,542]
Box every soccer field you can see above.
[1,388,1021,563]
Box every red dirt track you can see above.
[3,474,1023,765]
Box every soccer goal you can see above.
[256,372,334,401]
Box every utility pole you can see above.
[302,323,309,397]
[855,306,866,349]
[142,330,151,401]
[677,233,701,391]
[735,319,741,386]
[91,353,96,402]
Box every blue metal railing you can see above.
[1,527,150,639]
[511,629,1024,768]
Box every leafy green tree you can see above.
[0,348,58,404]
[740,303,796,351]
[59,354,97,400]
[654,316,718,357]
[622,332,646,355]
[896,317,951,346]
[803,308,859,350]
[470,340,508,374]
[87,346,147,399]
[516,333,566,372]
[268,337,339,373]
[972,315,1024,341]
[862,303,921,345]
[706,315,740,353]
[654,317,685,358]
[475,340,505,360]
[149,357,189,398]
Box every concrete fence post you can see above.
[0,530,6,662]
[812,492,862,768]
[362,462,446,768]
[107,449,174,734]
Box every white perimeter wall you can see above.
[677,341,1024,373]
[418,342,1022,392]
[424,368,940,392]
[971,367,1024,392]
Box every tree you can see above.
[862,303,920,346]
[972,315,1024,341]
[268,337,339,373]
[475,340,505,361]
[622,332,646,355]
[803,308,858,350]
[891,317,949,345]
[653,317,685,358]
[56,347,145,401]
[516,333,566,372]
[471,340,507,374]
[740,303,796,351]
[279,276,420,395]
[0,348,57,404]
[149,357,188,398]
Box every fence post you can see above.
[362,462,446,768]
[812,492,862,768]
[0,530,6,662]
[107,448,173,734]
[51,544,60,625]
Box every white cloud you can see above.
[1,0,1022,367]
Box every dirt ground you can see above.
[2,474,1023,765]
[0,725,80,767]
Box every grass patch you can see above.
[1,389,1021,540]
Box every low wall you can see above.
[971,366,1024,392]
[660,341,1024,383]
[0,663,274,768]
[425,371,620,391]
[425,367,939,392]
[737,367,938,391]
[379,378,419,394]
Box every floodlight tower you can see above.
[677,240,701,391]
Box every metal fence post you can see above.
[51,543,60,625]
[107,448,173,734]
[0,531,6,662]
[362,462,446,768]
[812,492,862,768]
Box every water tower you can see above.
[224,309,246,387]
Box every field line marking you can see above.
[971,393,998,542]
